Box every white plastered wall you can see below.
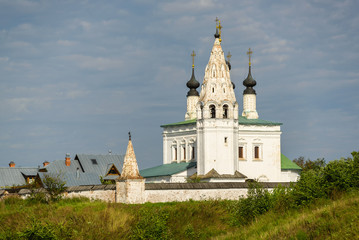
[237,124,282,182]
[162,124,197,164]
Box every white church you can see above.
[140,21,301,183]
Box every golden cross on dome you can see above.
[215,17,219,26]
[191,50,196,68]
[227,51,232,63]
[247,48,253,66]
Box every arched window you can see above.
[223,104,228,118]
[209,105,216,118]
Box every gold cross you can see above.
[247,48,253,66]
[227,51,232,63]
[218,20,222,42]
[215,17,219,27]
[191,50,196,68]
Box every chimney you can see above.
[76,168,80,179]
[9,161,15,168]
[65,153,71,166]
[108,149,112,155]
[43,161,50,167]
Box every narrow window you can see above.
[223,105,228,118]
[212,88,215,93]
[192,146,195,159]
[224,137,228,143]
[183,147,186,160]
[173,147,177,161]
[254,146,259,159]
[210,105,216,118]
[239,146,243,158]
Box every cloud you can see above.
[161,0,217,13]
[60,54,124,71]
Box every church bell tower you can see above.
[196,19,239,175]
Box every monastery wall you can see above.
[0,182,291,204]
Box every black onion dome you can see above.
[186,68,200,96]
[226,60,231,71]
[243,66,256,94]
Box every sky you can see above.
[0,0,358,169]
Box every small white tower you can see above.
[242,48,259,119]
[196,19,239,175]
[185,51,200,120]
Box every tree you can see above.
[293,157,326,172]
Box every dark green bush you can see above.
[230,182,272,226]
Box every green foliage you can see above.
[18,219,57,240]
[131,208,171,240]
[186,176,202,183]
[42,173,67,202]
[293,156,326,172]
[230,182,272,226]
[100,176,113,185]
[27,173,67,203]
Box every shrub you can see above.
[292,169,326,205]
[230,182,272,226]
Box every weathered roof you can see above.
[37,172,101,187]
[161,119,197,127]
[140,162,197,178]
[40,159,82,173]
[161,116,281,127]
[75,154,123,177]
[0,167,37,188]
[281,154,302,170]
[196,168,247,179]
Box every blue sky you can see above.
[0,0,358,168]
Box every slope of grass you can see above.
[1,192,359,239]
[215,191,359,240]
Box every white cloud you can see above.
[161,0,217,13]
[60,54,124,71]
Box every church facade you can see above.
[141,21,301,183]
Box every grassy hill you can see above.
[0,191,359,239]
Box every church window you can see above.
[223,88,225,93]
[172,146,177,161]
[223,105,228,118]
[212,87,215,93]
[183,146,186,160]
[254,146,259,159]
[224,137,228,143]
[238,147,243,158]
[192,146,195,160]
[209,105,216,118]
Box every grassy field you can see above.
[0,191,359,239]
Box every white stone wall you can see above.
[65,189,115,202]
[237,125,282,181]
[163,125,197,164]
[242,94,259,119]
[145,188,248,203]
[197,118,239,175]
[116,179,145,204]
[185,96,199,120]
